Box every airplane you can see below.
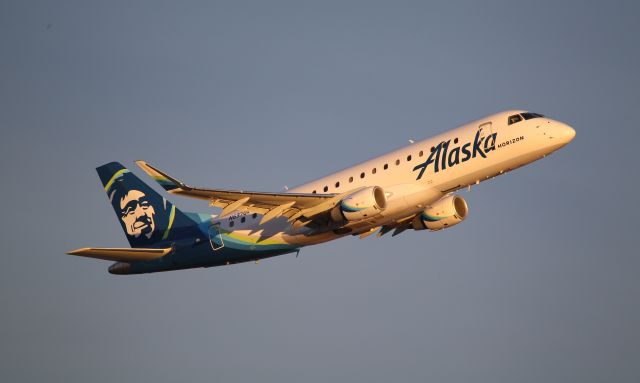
[68,110,575,275]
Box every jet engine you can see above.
[412,194,468,231]
[331,186,387,222]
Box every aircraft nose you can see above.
[557,122,576,143]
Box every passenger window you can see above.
[252,213,257,219]
[407,155,412,161]
[335,181,340,188]
[312,190,316,194]
[419,150,423,157]
[323,186,328,192]
[241,217,245,223]
[360,172,365,178]
[395,159,400,165]
[229,220,234,227]
[384,164,388,170]
[508,114,523,125]
[372,168,376,174]
[349,176,353,183]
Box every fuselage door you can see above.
[478,121,493,139]
[208,223,225,251]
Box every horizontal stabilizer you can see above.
[67,247,171,262]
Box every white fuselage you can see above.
[215,110,575,246]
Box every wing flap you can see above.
[67,247,171,262]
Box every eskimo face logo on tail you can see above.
[118,190,156,238]
[106,175,169,245]
[413,130,498,180]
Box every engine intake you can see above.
[331,186,386,222]
[413,194,468,231]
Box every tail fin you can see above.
[97,162,197,248]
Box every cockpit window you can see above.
[509,112,544,125]
[521,112,544,120]
[508,114,523,125]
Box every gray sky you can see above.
[1,1,639,382]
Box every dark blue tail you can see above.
[97,162,198,248]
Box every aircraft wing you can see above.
[136,161,359,225]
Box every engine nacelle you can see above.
[331,186,387,222]
[412,194,468,231]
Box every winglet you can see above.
[135,161,191,192]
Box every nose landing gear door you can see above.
[208,223,225,251]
